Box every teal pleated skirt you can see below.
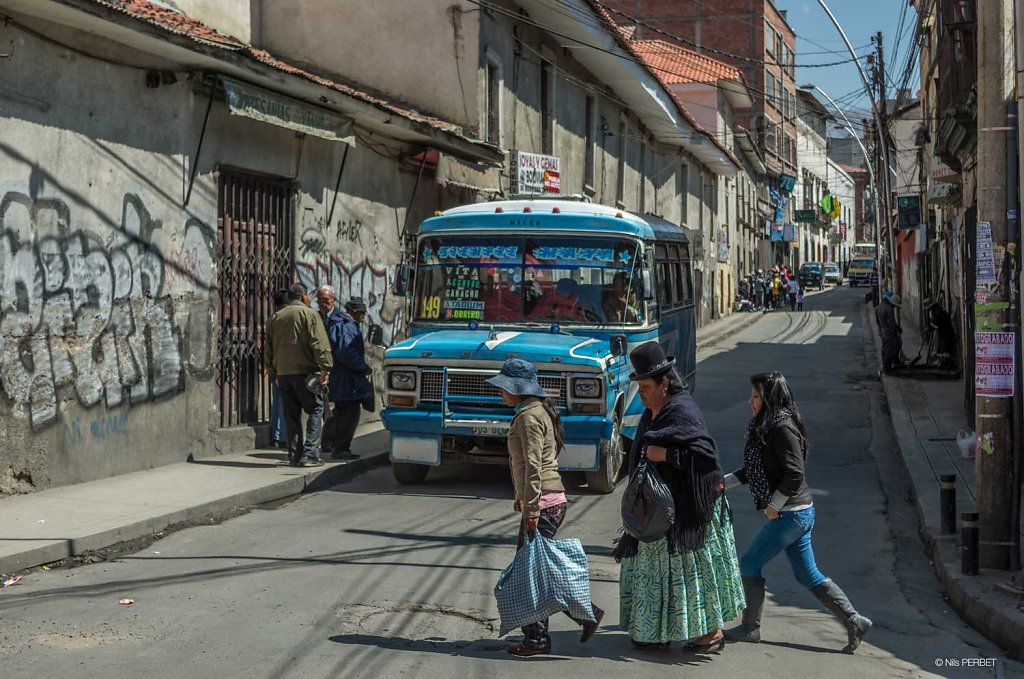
[619,496,746,643]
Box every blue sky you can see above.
[776,0,917,135]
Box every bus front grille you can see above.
[419,370,566,408]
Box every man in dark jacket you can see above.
[317,287,372,460]
[875,293,904,373]
[264,283,333,467]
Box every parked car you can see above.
[799,262,824,290]
[824,262,842,286]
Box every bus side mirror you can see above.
[610,335,628,357]
[392,264,411,296]
[641,270,654,300]
[367,325,386,347]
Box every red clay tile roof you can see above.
[582,0,741,171]
[91,0,245,48]
[88,0,472,139]
[838,163,868,174]
[628,39,742,85]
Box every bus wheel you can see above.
[587,416,624,494]
[392,462,430,485]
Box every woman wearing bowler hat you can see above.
[486,358,603,657]
[614,342,745,654]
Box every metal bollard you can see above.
[961,511,979,575]
[940,475,957,534]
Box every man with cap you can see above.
[318,289,372,460]
[875,292,904,373]
[264,282,333,466]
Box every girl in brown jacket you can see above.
[487,358,603,656]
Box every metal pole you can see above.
[961,511,980,575]
[184,78,216,208]
[940,474,957,535]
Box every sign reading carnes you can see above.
[222,79,355,145]
[511,151,560,195]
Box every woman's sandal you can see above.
[680,636,726,654]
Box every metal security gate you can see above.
[216,169,295,428]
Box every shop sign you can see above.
[783,224,796,242]
[511,151,560,195]
[794,209,817,223]
[222,78,354,144]
[778,174,797,193]
[896,194,921,229]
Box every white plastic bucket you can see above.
[957,430,976,460]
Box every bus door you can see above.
[654,241,697,387]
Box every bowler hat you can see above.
[629,341,675,381]
[485,358,548,398]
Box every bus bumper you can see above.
[381,409,614,471]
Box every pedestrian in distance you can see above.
[876,293,904,373]
[486,358,603,657]
[796,287,805,312]
[318,288,372,461]
[614,341,745,654]
[723,372,872,654]
[788,276,799,311]
[268,288,290,449]
[263,283,333,467]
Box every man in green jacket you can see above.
[264,283,333,466]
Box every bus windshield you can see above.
[413,234,645,325]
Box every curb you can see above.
[867,304,1024,658]
[697,311,764,348]
[0,450,389,575]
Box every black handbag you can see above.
[620,456,676,542]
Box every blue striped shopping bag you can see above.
[494,533,595,636]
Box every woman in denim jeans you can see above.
[723,372,873,654]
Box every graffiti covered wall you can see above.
[0,191,215,429]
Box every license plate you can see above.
[471,424,509,436]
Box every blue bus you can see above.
[381,200,696,493]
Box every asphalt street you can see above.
[1,287,1020,678]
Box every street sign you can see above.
[896,194,921,229]
[794,209,817,223]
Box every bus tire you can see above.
[392,462,430,485]
[587,415,624,494]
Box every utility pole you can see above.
[874,31,897,296]
[975,0,1015,570]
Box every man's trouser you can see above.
[324,401,361,454]
[277,374,325,463]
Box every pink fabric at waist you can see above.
[539,491,567,510]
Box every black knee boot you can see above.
[810,578,872,654]
[724,577,765,643]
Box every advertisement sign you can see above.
[976,221,997,286]
[511,151,560,195]
[778,174,797,193]
[717,226,729,263]
[975,332,1015,398]
[896,194,921,229]
[783,224,796,242]
[794,209,817,223]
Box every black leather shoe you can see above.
[507,642,550,657]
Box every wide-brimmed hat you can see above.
[486,358,548,398]
[629,341,675,381]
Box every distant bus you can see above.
[852,242,877,259]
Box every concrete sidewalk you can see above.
[0,428,390,576]
[871,304,1024,656]
[0,312,760,579]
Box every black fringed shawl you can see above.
[612,391,724,561]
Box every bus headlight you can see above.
[573,377,602,399]
[388,370,417,391]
